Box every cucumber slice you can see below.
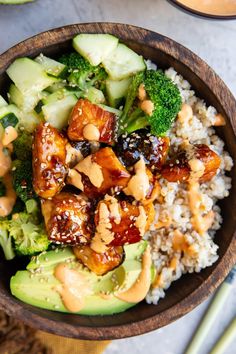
[73,34,119,66]
[6,58,58,95]
[46,81,66,93]
[1,113,18,128]
[35,54,67,78]
[0,104,20,128]
[0,95,8,108]
[42,94,77,130]
[98,104,122,117]
[106,77,132,108]
[85,87,105,104]
[102,43,146,80]
[9,84,40,112]
[18,111,41,133]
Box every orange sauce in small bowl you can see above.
[176,0,236,17]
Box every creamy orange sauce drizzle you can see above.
[155,214,172,229]
[115,246,151,303]
[2,126,18,146]
[178,103,193,124]
[67,169,84,191]
[142,180,161,205]
[83,123,100,141]
[75,155,104,188]
[0,143,11,177]
[124,158,150,201]
[0,132,18,217]
[105,195,121,225]
[152,256,178,289]
[187,156,214,235]
[140,100,154,116]
[135,206,147,237]
[172,229,198,257]
[188,182,215,235]
[0,174,17,217]
[178,0,236,16]
[214,113,226,126]
[54,263,91,312]
[91,202,114,253]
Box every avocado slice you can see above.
[10,241,153,315]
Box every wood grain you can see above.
[0,23,235,340]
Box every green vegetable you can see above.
[35,54,67,78]
[106,77,132,108]
[25,199,38,214]
[6,58,58,95]
[9,84,40,113]
[72,34,119,66]
[9,212,50,256]
[1,112,18,128]
[120,69,182,136]
[84,87,105,104]
[13,131,32,160]
[58,52,107,91]
[0,178,6,197]
[0,220,15,260]
[102,43,146,80]
[10,241,152,314]
[18,111,41,133]
[12,160,37,203]
[42,93,77,130]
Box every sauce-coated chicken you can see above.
[94,197,155,247]
[33,123,67,198]
[116,130,169,171]
[161,144,221,183]
[67,99,117,144]
[68,147,131,198]
[41,192,93,245]
[73,245,124,275]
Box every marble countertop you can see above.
[0,1,235,353]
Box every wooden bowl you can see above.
[0,23,235,340]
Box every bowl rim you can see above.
[0,22,235,340]
[168,0,236,20]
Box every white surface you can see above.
[0,1,235,353]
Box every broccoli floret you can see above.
[12,160,37,203]
[59,52,107,91]
[0,178,6,197]
[120,69,182,136]
[9,212,50,256]
[13,131,32,161]
[0,219,15,260]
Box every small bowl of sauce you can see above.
[169,0,236,19]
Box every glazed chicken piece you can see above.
[67,99,117,144]
[161,144,221,183]
[67,147,131,198]
[92,196,155,249]
[41,192,93,245]
[73,245,124,276]
[116,130,170,171]
[33,123,67,199]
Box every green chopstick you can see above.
[184,267,236,354]
[209,317,236,354]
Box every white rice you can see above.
[145,67,233,305]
